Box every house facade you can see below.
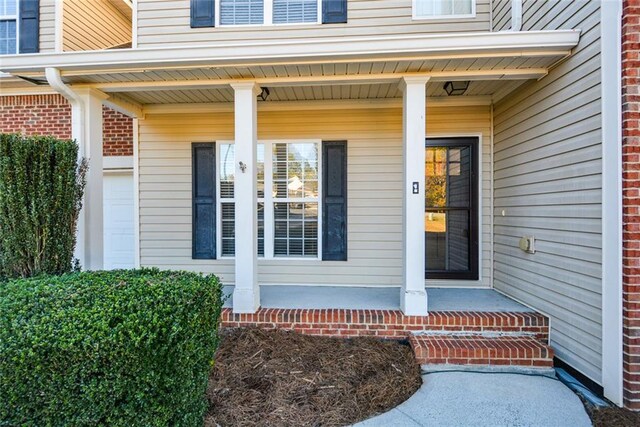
[0,0,638,410]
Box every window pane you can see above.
[219,144,235,198]
[273,0,317,24]
[257,144,265,198]
[220,0,264,25]
[0,20,16,55]
[272,142,319,199]
[415,0,472,17]
[273,202,318,257]
[257,202,264,257]
[1,0,17,16]
[221,203,235,256]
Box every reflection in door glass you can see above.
[425,144,474,276]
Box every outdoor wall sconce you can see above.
[444,81,470,96]
[239,161,247,173]
[258,87,270,101]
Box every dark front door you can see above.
[425,138,479,280]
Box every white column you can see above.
[400,76,430,316]
[231,82,261,313]
[74,88,108,271]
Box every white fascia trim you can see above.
[600,0,623,407]
[103,155,133,170]
[0,30,581,74]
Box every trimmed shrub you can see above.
[0,133,87,278]
[0,269,224,426]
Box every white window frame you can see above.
[412,0,476,21]
[216,139,323,261]
[0,0,19,55]
[215,0,322,27]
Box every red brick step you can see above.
[410,334,554,368]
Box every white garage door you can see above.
[103,172,135,269]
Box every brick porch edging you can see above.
[623,0,640,410]
[220,308,550,342]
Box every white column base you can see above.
[233,286,261,314]
[401,289,429,316]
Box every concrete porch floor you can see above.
[222,286,532,313]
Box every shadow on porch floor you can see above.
[222,286,532,313]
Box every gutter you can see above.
[1,30,581,76]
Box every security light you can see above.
[258,87,270,101]
[444,81,470,96]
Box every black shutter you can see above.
[322,0,347,24]
[322,141,347,261]
[19,0,39,53]
[192,143,217,259]
[191,0,215,28]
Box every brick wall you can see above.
[102,106,133,156]
[0,94,133,157]
[623,0,640,411]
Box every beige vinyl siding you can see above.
[138,104,491,288]
[39,0,55,52]
[491,0,511,31]
[136,0,491,48]
[492,0,602,383]
[63,0,131,51]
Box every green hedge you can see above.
[0,133,87,278]
[0,269,224,427]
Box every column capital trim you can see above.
[400,75,431,90]
[230,81,261,96]
[73,87,110,101]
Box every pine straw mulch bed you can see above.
[585,404,640,427]
[205,328,422,427]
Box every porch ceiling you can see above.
[114,80,527,105]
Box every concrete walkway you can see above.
[355,371,592,427]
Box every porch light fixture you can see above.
[258,87,270,101]
[444,81,470,96]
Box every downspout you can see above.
[45,67,86,264]
[45,67,85,152]
[510,0,523,31]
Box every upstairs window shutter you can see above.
[18,0,39,53]
[322,0,346,24]
[191,0,215,27]
[322,141,347,261]
[192,143,217,259]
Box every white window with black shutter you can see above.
[191,0,346,27]
[0,0,39,54]
[193,140,347,261]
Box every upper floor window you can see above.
[218,0,319,25]
[0,0,17,54]
[413,0,475,20]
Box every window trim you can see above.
[215,0,322,27]
[411,0,476,21]
[216,139,323,261]
[0,0,19,55]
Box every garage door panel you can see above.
[104,172,135,270]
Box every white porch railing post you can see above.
[75,88,107,271]
[400,76,430,316]
[231,82,261,313]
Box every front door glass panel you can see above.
[425,139,478,280]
